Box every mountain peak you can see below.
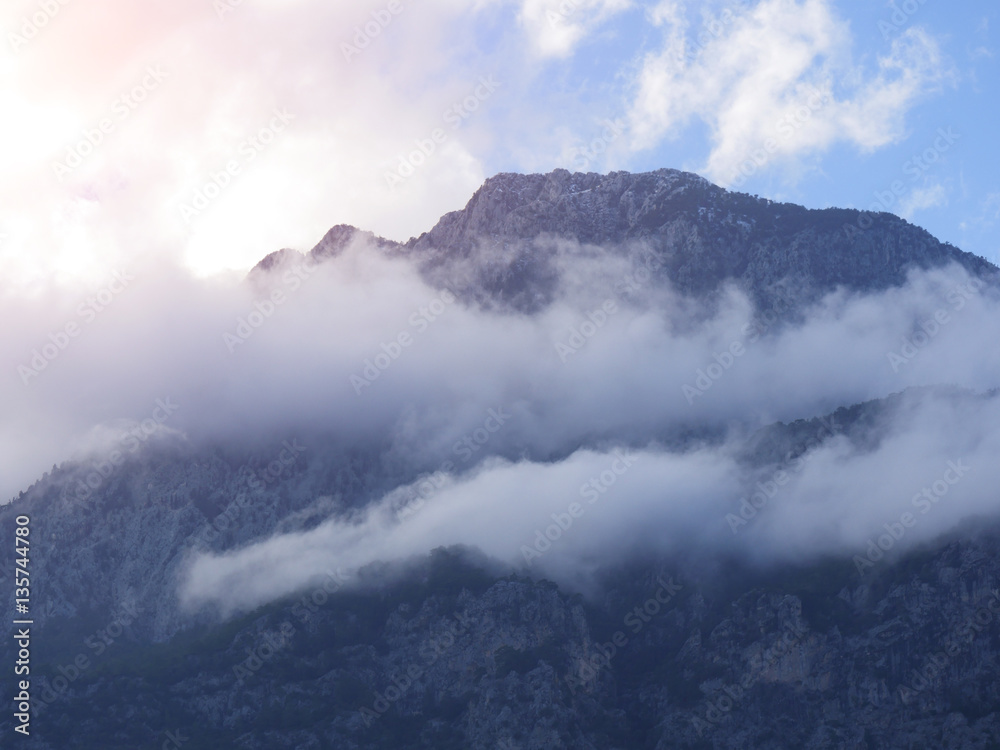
[253,168,996,313]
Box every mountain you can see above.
[4,169,1000,749]
[260,168,995,313]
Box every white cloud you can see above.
[518,0,632,58]
[181,384,1000,614]
[0,0,502,285]
[899,182,948,219]
[628,0,951,186]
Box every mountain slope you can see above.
[4,168,1000,749]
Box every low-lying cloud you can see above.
[179,384,1000,615]
[2,233,999,612]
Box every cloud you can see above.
[899,182,948,219]
[517,0,633,58]
[3,235,997,501]
[0,0,506,285]
[1,209,998,610]
[180,384,1000,615]
[628,0,951,185]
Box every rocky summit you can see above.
[267,169,995,314]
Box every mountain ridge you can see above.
[253,168,997,315]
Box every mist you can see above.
[3,232,999,611]
[180,384,999,615]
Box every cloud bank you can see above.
[3,221,999,612]
[630,0,952,185]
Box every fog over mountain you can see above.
[5,169,1000,749]
[4,171,998,564]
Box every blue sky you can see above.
[0,0,996,281]
[477,0,999,265]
